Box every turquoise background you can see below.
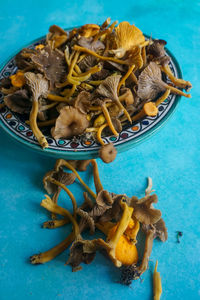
[0,1,200,299]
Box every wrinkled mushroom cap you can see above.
[131,194,162,225]
[4,89,31,114]
[51,106,89,139]
[99,143,117,163]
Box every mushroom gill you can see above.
[110,21,145,58]
[51,106,89,139]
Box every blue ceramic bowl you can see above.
[0,31,182,159]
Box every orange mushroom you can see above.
[10,71,25,88]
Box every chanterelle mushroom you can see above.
[137,62,191,100]
[51,106,89,139]
[4,89,31,114]
[99,143,117,163]
[110,21,145,58]
[137,62,166,101]
[96,74,121,102]
[73,91,91,114]
[25,72,49,148]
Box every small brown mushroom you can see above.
[25,72,49,148]
[66,238,100,272]
[137,62,166,101]
[73,90,91,114]
[137,62,191,100]
[51,106,89,139]
[78,24,100,38]
[4,89,31,114]
[96,190,113,208]
[96,74,121,102]
[47,25,68,49]
[43,168,76,195]
[147,39,167,59]
[99,143,117,163]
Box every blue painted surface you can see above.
[0,1,200,299]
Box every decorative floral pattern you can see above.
[0,36,179,153]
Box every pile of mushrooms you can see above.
[30,159,168,285]
[0,18,192,163]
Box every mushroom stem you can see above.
[73,45,129,65]
[130,72,138,84]
[29,100,48,149]
[48,177,77,215]
[153,260,162,300]
[73,65,102,79]
[164,84,191,98]
[30,232,74,264]
[48,85,76,102]
[155,89,170,106]
[85,127,99,132]
[117,64,135,94]
[90,159,104,194]
[77,53,87,64]
[55,159,96,200]
[43,219,69,229]
[101,103,119,136]
[138,226,155,274]
[74,64,81,74]
[51,188,62,220]
[116,100,132,123]
[88,80,104,85]
[68,51,80,77]
[161,64,192,90]
[39,102,58,111]
[80,83,94,90]
[41,195,80,238]
[26,118,56,128]
[47,94,71,103]
[97,123,108,146]
[141,46,147,66]
[93,27,111,42]
[89,103,112,111]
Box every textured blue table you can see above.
[0,1,200,299]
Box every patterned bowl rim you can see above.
[0,30,182,159]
